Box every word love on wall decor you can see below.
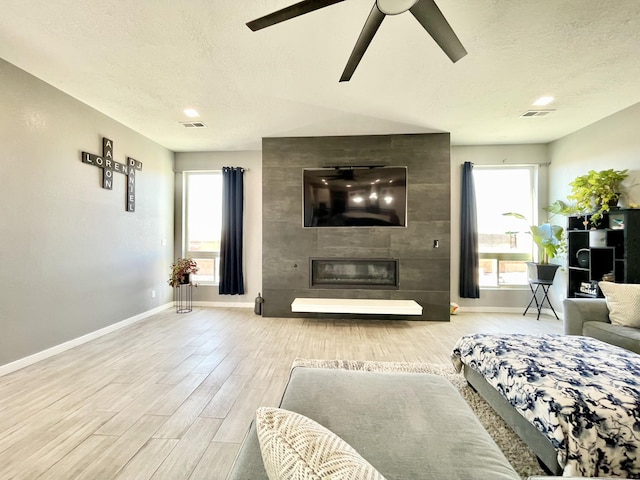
[81,137,142,212]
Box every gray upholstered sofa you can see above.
[563,298,640,354]
[228,366,524,479]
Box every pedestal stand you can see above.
[175,284,192,313]
[524,280,559,321]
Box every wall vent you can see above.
[179,121,207,128]
[520,109,554,118]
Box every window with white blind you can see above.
[473,166,537,287]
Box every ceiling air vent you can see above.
[179,121,207,128]
[520,110,555,118]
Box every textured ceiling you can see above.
[1,1,640,152]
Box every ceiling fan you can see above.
[246,0,467,82]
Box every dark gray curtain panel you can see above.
[460,162,480,298]
[219,167,245,295]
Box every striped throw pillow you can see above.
[255,407,386,480]
[599,281,640,327]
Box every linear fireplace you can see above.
[310,258,399,290]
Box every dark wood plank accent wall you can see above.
[261,133,451,321]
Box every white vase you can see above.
[589,229,607,247]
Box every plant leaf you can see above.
[502,212,527,220]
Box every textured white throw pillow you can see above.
[598,282,640,328]
[255,407,387,480]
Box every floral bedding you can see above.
[451,334,640,477]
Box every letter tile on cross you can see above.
[126,157,143,212]
[102,137,114,189]
[81,137,143,212]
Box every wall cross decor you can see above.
[81,137,142,212]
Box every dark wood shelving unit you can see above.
[566,209,640,298]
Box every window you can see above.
[184,172,222,284]
[473,166,536,287]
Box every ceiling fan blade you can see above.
[409,0,467,62]
[247,0,346,31]
[339,4,386,82]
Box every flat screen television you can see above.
[303,166,407,227]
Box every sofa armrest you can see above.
[563,298,610,335]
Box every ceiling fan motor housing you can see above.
[376,0,419,15]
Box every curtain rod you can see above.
[468,162,550,167]
[222,166,249,171]
[174,168,250,173]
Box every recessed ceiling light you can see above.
[532,96,554,106]
[183,108,199,117]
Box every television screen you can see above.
[303,166,407,227]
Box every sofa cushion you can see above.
[598,282,640,328]
[228,367,520,480]
[256,407,386,480]
[583,321,640,354]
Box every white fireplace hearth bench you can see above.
[291,298,423,316]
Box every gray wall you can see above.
[261,134,451,321]
[0,59,175,368]
[174,151,263,305]
[548,102,640,210]
[547,102,640,311]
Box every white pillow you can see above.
[255,407,386,480]
[598,282,640,328]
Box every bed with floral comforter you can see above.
[452,334,640,477]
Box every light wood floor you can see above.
[0,308,562,480]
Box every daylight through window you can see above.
[473,166,536,287]
[184,172,222,284]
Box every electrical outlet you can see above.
[151,290,156,298]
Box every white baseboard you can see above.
[0,302,174,378]
[192,301,254,309]
[460,307,524,313]
[459,306,563,319]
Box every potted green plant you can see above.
[503,213,564,264]
[503,212,564,283]
[568,169,628,225]
[168,258,199,287]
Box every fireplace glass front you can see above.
[310,258,399,289]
